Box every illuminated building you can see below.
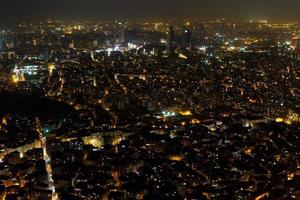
[167,26,175,55]
[121,28,138,44]
[182,28,192,51]
[15,65,48,86]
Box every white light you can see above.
[199,46,206,51]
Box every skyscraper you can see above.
[182,29,192,51]
[121,28,138,44]
[0,36,4,52]
[167,26,175,55]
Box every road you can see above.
[35,117,58,200]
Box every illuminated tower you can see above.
[167,26,175,55]
[182,28,192,51]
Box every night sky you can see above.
[1,0,300,24]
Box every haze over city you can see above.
[1,0,300,25]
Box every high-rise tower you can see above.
[167,26,175,55]
[182,29,192,51]
[0,36,5,52]
[121,28,138,44]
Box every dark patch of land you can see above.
[0,91,73,120]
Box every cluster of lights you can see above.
[12,74,20,83]
[19,65,40,75]
[11,67,25,83]
[179,110,192,116]
[275,111,300,125]
[127,43,137,50]
[48,63,56,76]
[162,111,176,117]
[160,110,193,118]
